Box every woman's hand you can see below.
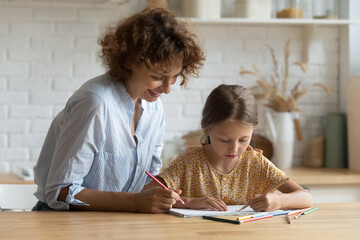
[246,193,281,212]
[135,187,182,214]
[247,145,263,154]
[185,197,228,211]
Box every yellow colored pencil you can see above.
[237,215,253,221]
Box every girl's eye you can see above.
[239,139,248,143]
[220,139,230,143]
[152,76,163,80]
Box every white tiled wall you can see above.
[0,0,339,172]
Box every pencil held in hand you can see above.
[238,177,290,212]
[145,171,185,205]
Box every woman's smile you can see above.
[148,89,161,98]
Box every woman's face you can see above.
[124,63,182,102]
[205,119,254,162]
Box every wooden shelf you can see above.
[285,168,360,186]
[181,18,360,26]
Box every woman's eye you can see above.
[171,76,177,84]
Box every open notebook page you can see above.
[168,205,261,218]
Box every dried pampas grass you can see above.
[240,40,331,113]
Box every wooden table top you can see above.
[0,202,359,240]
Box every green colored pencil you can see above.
[303,206,319,215]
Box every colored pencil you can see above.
[251,212,269,218]
[271,210,292,216]
[239,214,273,223]
[145,171,185,204]
[303,206,319,215]
[288,207,311,216]
[285,214,292,224]
[294,211,304,219]
[203,216,240,225]
[238,177,290,211]
[237,215,253,221]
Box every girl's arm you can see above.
[247,179,312,211]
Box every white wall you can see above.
[0,0,339,172]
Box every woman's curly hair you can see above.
[98,8,205,86]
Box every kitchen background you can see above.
[0,0,358,174]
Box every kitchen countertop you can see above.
[284,168,360,185]
[0,173,34,184]
[1,168,360,186]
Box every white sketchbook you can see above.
[168,205,260,218]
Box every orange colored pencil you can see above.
[288,207,311,216]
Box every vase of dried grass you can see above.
[266,112,295,169]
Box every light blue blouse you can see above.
[34,73,165,210]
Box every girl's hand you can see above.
[186,197,228,211]
[135,187,182,214]
[246,193,281,212]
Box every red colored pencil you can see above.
[145,171,185,204]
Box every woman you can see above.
[32,7,205,213]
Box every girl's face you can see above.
[124,63,182,102]
[205,119,254,162]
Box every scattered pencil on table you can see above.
[251,212,269,218]
[285,214,292,224]
[145,171,185,204]
[303,206,319,215]
[239,214,273,223]
[237,215,253,221]
[288,207,311,216]
[269,210,291,216]
[294,211,304,219]
[203,216,240,225]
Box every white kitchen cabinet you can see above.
[0,173,36,211]
[0,184,38,211]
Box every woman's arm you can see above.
[58,185,181,213]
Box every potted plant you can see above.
[240,40,331,168]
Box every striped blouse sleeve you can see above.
[44,92,107,210]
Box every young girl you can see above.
[146,84,312,212]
